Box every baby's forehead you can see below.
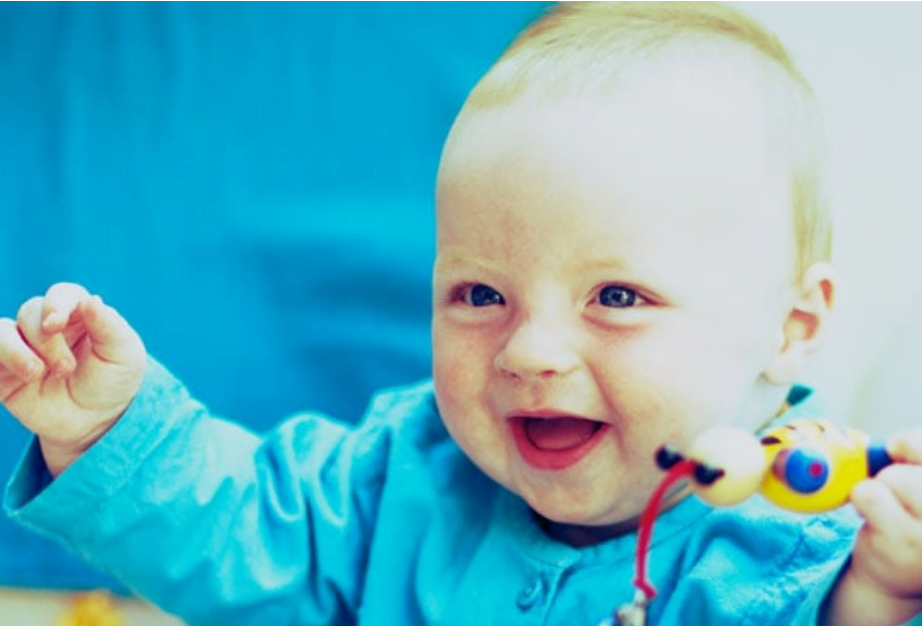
[453,49,790,182]
[438,51,798,261]
[442,83,792,225]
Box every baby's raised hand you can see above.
[0,283,147,475]
[828,430,922,626]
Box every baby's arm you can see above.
[3,283,377,625]
[0,283,147,475]
[824,430,922,626]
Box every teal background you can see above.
[0,1,548,590]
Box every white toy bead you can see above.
[684,427,766,506]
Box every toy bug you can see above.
[602,420,893,626]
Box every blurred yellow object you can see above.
[53,592,124,626]
[759,419,891,513]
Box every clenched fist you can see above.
[0,283,147,476]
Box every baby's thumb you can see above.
[850,479,898,531]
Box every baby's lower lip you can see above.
[510,416,609,471]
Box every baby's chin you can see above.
[530,483,693,547]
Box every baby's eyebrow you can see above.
[569,256,634,274]
[432,253,497,275]
[433,254,638,277]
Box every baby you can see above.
[3,3,922,625]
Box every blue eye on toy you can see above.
[773,446,830,494]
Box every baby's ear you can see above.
[762,262,836,386]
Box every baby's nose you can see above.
[493,319,579,381]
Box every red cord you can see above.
[633,458,697,600]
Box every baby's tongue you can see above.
[524,417,601,451]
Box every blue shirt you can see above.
[5,360,921,626]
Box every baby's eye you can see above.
[598,285,641,308]
[464,283,505,307]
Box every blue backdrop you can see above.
[0,2,548,590]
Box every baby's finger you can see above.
[0,318,45,382]
[41,282,92,333]
[850,478,907,531]
[873,464,922,519]
[77,296,145,367]
[16,297,78,377]
[850,475,922,598]
[887,429,922,466]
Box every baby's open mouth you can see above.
[511,415,609,471]
[523,416,604,451]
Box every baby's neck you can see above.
[538,516,640,547]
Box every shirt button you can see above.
[516,577,546,611]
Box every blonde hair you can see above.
[459,2,831,277]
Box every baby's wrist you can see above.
[38,419,118,477]
[38,442,83,477]
[826,569,922,626]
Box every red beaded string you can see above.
[633,458,697,600]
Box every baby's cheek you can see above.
[433,359,469,411]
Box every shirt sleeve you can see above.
[4,358,389,626]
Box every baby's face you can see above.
[432,53,800,536]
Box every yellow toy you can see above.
[609,420,893,626]
[53,592,124,626]
[663,420,893,512]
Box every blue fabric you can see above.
[0,2,550,589]
[10,361,922,626]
